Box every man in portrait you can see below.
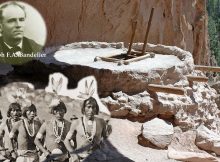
[0,1,42,64]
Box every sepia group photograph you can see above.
[0,0,220,162]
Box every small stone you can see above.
[141,118,174,148]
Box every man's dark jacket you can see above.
[0,36,42,54]
[0,36,43,64]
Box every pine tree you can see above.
[207,0,220,65]
[217,0,220,16]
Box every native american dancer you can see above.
[64,97,111,162]
[34,99,71,162]
[0,103,21,161]
[9,104,41,162]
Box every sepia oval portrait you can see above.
[0,1,47,65]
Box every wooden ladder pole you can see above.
[141,8,154,56]
[94,56,120,63]
[123,53,155,65]
[127,21,137,56]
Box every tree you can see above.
[207,0,220,65]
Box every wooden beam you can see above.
[94,52,155,66]
[187,75,209,82]
[94,56,121,62]
[195,65,220,72]
[94,53,126,61]
[187,75,208,87]
[123,53,155,65]
[147,84,185,95]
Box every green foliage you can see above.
[207,0,220,65]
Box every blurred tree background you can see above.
[207,0,220,65]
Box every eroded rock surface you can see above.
[101,91,154,121]
[196,125,220,156]
[168,130,219,162]
[17,0,210,65]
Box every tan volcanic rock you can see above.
[140,118,174,149]
[168,130,219,162]
[14,0,210,65]
[196,125,220,156]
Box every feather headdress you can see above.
[77,79,95,99]
[7,87,32,108]
[46,73,66,113]
[76,76,110,116]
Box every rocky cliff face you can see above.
[3,0,209,65]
